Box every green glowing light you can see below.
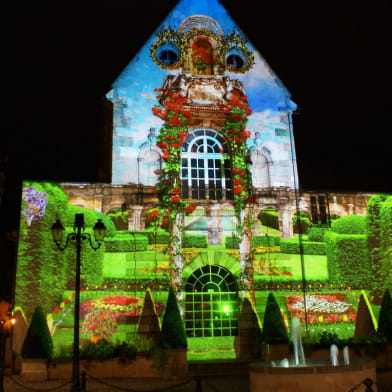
[221,304,231,314]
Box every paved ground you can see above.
[3,365,391,392]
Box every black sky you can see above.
[2,0,391,193]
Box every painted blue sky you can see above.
[108,0,297,184]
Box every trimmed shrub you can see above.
[280,238,326,255]
[380,196,392,250]
[22,306,53,359]
[225,235,240,249]
[292,211,311,234]
[104,235,148,252]
[331,215,366,234]
[261,293,289,344]
[307,227,326,242]
[252,235,280,247]
[159,286,187,349]
[65,205,117,238]
[131,230,170,245]
[138,288,161,341]
[258,209,279,230]
[324,232,368,288]
[377,289,392,342]
[366,194,389,249]
[183,234,208,248]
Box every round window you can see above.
[156,43,181,66]
[225,47,249,71]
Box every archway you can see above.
[184,264,239,337]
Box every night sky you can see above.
[2,0,391,193]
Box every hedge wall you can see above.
[380,196,392,250]
[366,194,389,250]
[324,232,369,288]
[331,214,366,235]
[225,235,280,249]
[258,209,279,230]
[252,235,280,247]
[129,230,170,245]
[225,235,241,249]
[104,235,148,252]
[280,238,326,255]
[183,234,208,248]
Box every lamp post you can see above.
[51,213,105,392]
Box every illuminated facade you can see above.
[14,0,391,348]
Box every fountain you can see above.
[249,318,377,392]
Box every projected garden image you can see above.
[15,181,392,360]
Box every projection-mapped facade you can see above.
[14,0,391,347]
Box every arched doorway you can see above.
[184,264,239,337]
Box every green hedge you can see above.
[280,238,326,255]
[252,235,280,247]
[380,196,392,250]
[129,230,170,245]
[183,234,208,248]
[258,209,279,230]
[331,215,366,234]
[225,235,240,249]
[225,235,281,249]
[324,232,369,288]
[307,227,326,242]
[366,194,389,249]
[104,235,148,252]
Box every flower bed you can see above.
[286,293,357,324]
[81,295,165,320]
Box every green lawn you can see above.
[103,249,328,281]
[254,253,328,280]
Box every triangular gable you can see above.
[108,0,297,187]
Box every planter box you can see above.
[162,348,188,379]
[48,353,188,380]
[261,344,290,361]
[49,357,161,380]
[349,343,392,369]
[21,359,48,381]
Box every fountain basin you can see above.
[249,360,377,392]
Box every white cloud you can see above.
[141,92,157,100]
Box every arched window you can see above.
[191,38,214,75]
[181,129,232,200]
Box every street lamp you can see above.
[51,213,105,392]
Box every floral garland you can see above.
[221,31,255,74]
[150,89,197,289]
[150,27,186,69]
[217,89,253,229]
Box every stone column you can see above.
[128,206,144,230]
[171,213,184,313]
[279,203,294,239]
[207,204,221,245]
[239,207,254,296]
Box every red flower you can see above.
[64,299,69,304]
[234,186,242,195]
[185,204,197,214]
[147,209,159,222]
[169,187,181,195]
[233,178,244,185]
[170,195,180,204]
[170,143,180,149]
[53,307,59,314]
